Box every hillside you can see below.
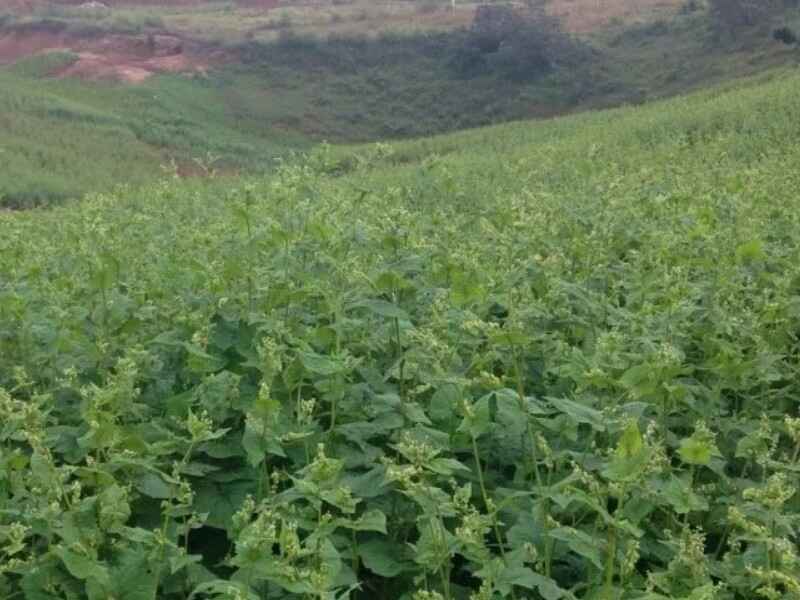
[2,68,800,599]
[1,0,799,207]
[6,0,279,10]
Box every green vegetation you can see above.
[1,1,799,207]
[3,66,800,598]
[0,56,312,208]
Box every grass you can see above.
[0,1,798,207]
[0,53,314,207]
[3,65,800,599]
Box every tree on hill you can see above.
[451,1,584,81]
[708,0,782,28]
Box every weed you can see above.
[3,70,800,599]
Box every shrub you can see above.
[709,0,782,28]
[457,3,588,82]
[448,44,487,77]
[468,4,522,53]
[773,25,798,43]
[679,0,702,14]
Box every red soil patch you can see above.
[0,30,221,83]
[7,0,278,9]
[0,31,71,62]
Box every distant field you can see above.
[549,0,681,32]
[134,0,685,42]
[3,0,685,44]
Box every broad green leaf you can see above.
[358,539,407,577]
[299,351,345,376]
[429,385,460,423]
[98,484,132,530]
[495,565,570,600]
[658,474,708,515]
[135,472,172,499]
[346,509,387,533]
[354,300,410,321]
[458,394,493,438]
[194,480,252,530]
[547,396,605,430]
[603,420,649,482]
[678,429,721,467]
[53,548,110,586]
[183,343,226,374]
[549,526,605,570]
[426,457,470,476]
[110,547,159,600]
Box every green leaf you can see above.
[547,396,605,430]
[619,364,657,399]
[170,553,203,575]
[347,509,388,533]
[488,329,529,347]
[342,467,387,499]
[190,581,259,600]
[299,351,345,376]
[617,420,644,458]
[242,418,285,466]
[450,269,484,307]
[548,527,605,570]
[110,547,159,600]
[354,300,409,321]
[496,565,569,600]
[21,564,74,600]
[603,420,649,482]
[135,472,172,499]
[735,239,765,263]
[412,520,457,569]
[194,480,252,530]
[458,393,493,437]
[429,385,460,423]
[678,428,721,467]
[53,548,110,587]
[658,475,708,515]
[358,540,407,577]
[426,457,470,476]
[402,401,432,425]
[99,484,132,530]
[183,343,226,374]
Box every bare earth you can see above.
[548,0,682,33]
[0,30,219,83]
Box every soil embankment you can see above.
[0,27,223,83]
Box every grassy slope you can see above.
[0,52,312,206]
[1,2,798,206]
[3,69,800,598]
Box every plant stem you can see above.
[394,315,405,402]
[512,347,542,488]
[714,523,731,560]
[471,435,509,561]
[604,523,617,600]
[470,424,517,600]
[428,517,452,600]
